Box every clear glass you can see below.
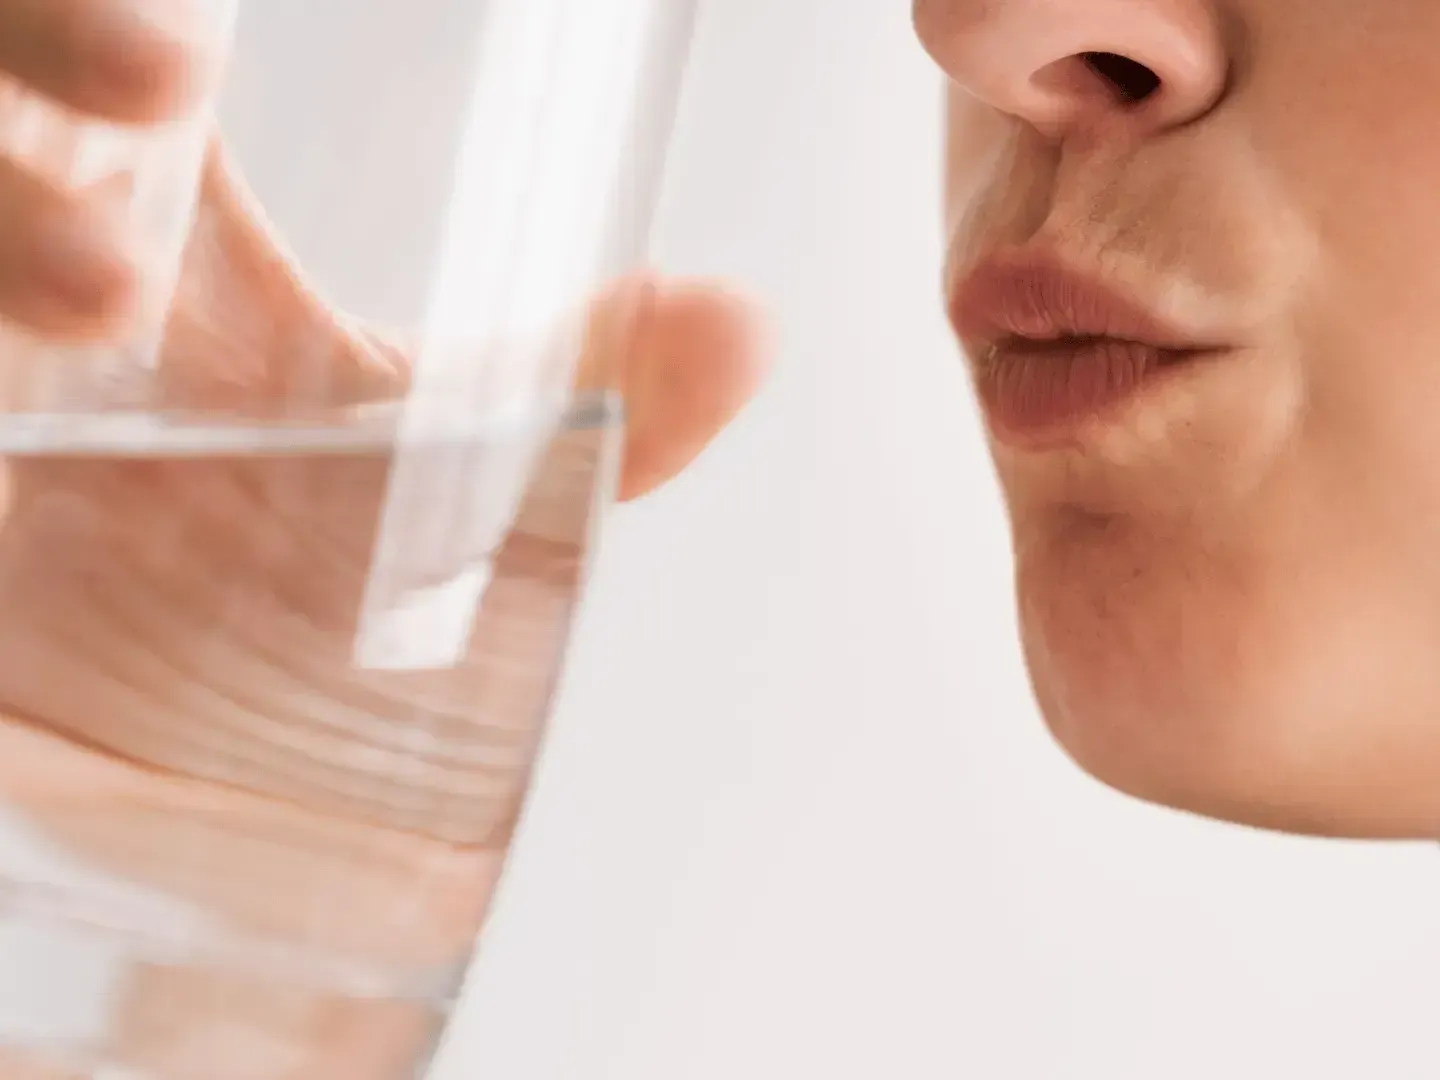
[0,0,699,1075]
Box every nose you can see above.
[914,0,1227,139]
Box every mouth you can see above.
[951,254,1229,444]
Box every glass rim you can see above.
[0,389,624,458]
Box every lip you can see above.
[951,254,1226,444]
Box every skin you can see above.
[4,0,1437,1069]
[0,1,765,1074]
[915,0,1440,838]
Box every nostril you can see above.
[1080,51,1162,104]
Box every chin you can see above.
[1010,512,1440,842]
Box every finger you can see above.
[0,0,218,124]
[163,152,769,499]
[0,155,136,338]
[0,720,499,966]
[592,279,770,501]
[0,722,489,1076]
[376,280,768,501]
[330,281,769,503]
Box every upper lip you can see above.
[950,251,1211,355]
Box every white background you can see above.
[232,1,1440,1077]
[432,3,1440,1078]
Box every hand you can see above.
[0,0,225,339]
[0,6,768,1073]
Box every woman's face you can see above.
[916,0,1440,837]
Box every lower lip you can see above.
[973,337,1208,444]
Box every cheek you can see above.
[942,92,1044,253]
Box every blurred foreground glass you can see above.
[0,0,699,1075]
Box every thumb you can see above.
[579,277,769,501]
[168,143,769,500]
[331,278,769,501]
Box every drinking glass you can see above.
[0,0,700,1075]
